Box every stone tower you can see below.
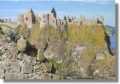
[18,8,36,29]
[23,9,36,29]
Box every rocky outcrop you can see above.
[17,36,27,52]
[44,40,65,63]
[0,14,117,80]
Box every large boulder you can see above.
[44,40,65,63]
[19,54,34,74]
[21,61,33,74]
[17,36,27,52]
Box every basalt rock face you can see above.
[0,21,117,80]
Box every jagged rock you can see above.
[44,41,64,63]
[1,43,17,61]
[7,42,18,60]
[17,53,33,62]
[17,36,27,52]
[71,45,87,62]
[1,50,12,61]
[17,53,23,60]
[22,54,32,62]
[5,61,21,73]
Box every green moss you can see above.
[36,49,46,62]
[48,59,63,70]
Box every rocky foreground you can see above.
[0,22,117,80]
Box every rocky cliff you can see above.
[0,19,117,80]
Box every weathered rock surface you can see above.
[5,62,21,73]
[0,20,117,80]
[5,73,23,80]
[21,61,33,74]
[0,63,4,79]
[44,40,65,63]
[17,36,27,52]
